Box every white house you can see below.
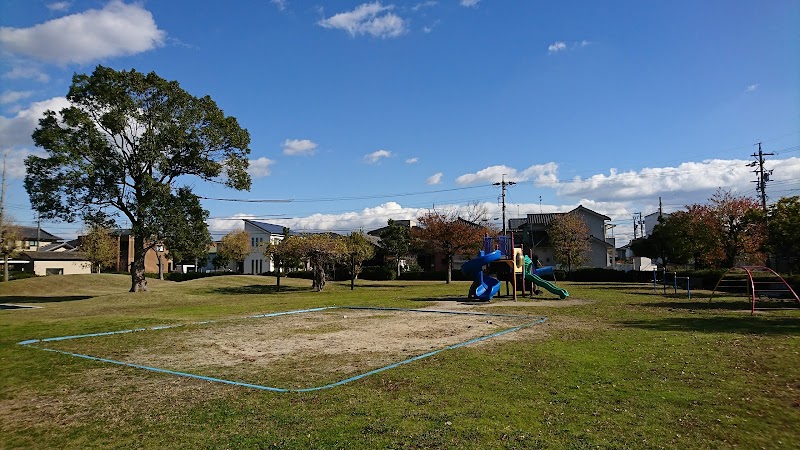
[509,205,615,269]
[242,220,291,274]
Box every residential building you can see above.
[12,226,62,252]
[616,244,656,272]
[18,251,91,276]
[110,230,171,274]
[508,205,614,269]
[242,220,292,274]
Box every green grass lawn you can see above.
[1,274,798,449]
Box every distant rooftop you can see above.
[16,226,62,241]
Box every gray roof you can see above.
[17,226,62,241]
[245,220,292,235]
[525,213,561,226]
[20,251,88,261]
[39,242,78,252]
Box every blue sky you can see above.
[1,0,799,245]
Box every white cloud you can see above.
[247,157,276,178]
[271,0,287,11]
[0,97,71,178]
[0,97,71,150]
[282,138,318,156]
[46,2,71,12]
[1,147,43,179]
[405,157,419,164]
[426,172,443,185]
[460,0,480,6]
[275,202,419,233]
[0,0,166,65]
[0,90,34,104]
[455,163,559,185]
[746,84,759,92]
[412,1,437,11]
[318,2,407,38]
[548,40,591,54]
[554,158,800,203]
[3,65,49,82]
[364,149,392,164]
[548,41,567,54]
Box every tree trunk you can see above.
[129,238,148,292]
[314,266,326,291]
[446,254,453,284]
[157,253,164,280]
[396,256,402,278]
[350,255,355,290]
[3,254,8,282]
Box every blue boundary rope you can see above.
[18,306,547,393]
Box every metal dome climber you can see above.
[710,266,800,315]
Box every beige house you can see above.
[19,251,91,276]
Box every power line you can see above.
[199,184,493,204]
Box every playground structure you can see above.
[461,236,569,301]
[653,267,692,299]
[710,266,800,314]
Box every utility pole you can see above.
[633,215,638,239]
[748,142,774,213]
[638,212,645,237]
[658,197,663,219]
[493,175,516,235]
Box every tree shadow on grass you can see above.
[636,300,800,312]
[212,285,309,295]
[350,284,420,289]
[0,295,94,304]
[618,316,800,335]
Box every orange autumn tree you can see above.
[414,206,491,283]
[707,189,766,267]
[670,190,765,269]
[547,211,590,273]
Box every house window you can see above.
[46,268,63,275]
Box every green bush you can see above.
[0,271,39,282]
[398,270,470,282]
[360,266,396,281]
[286,270,314,280]
[144,271,238,282]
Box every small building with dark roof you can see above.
[508,205,614,269]
[18,251,91,276]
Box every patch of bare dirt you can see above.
[125,309,535,372]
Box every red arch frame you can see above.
[711,266,800,314]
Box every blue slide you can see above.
[461,250,502,301]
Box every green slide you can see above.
[523,255,569,299]
[525,273,569,299]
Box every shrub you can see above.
[398,270,470,282]
[144,271,238,282]
[360,266,396,281]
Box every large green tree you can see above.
[148,186,213,277]
[380,219,411,278]
[767,196,800,272]
[25,66,250,292]
[344,230,376,290]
